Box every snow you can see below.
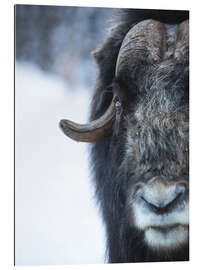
[15,62,106,265]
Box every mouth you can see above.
[144,223,189,250]
[145,223,189,233]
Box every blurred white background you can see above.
[15,5,114,265]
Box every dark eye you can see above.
[113,78,126,102]
[113,75,138,105]
[114,95,121,107]
[113,95,123,136]
[113,95,122,113]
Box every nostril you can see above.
[140,190,184,214]
[164,191,183,209]
[140,196,165,214]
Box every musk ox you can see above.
[60,9,189,263]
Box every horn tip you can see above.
[59,119,72,136]
[59,119,67,130]
[59,119,84,142]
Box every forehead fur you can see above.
[124,101,189,180]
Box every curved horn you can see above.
[59,96,117,142]
[116,19,165,76]
[60,19,188,143]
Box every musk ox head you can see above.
[60,19,189,257]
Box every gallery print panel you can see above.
[15,4,189,265]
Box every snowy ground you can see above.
[15,62,106,265]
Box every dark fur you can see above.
[90,9,189,263]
